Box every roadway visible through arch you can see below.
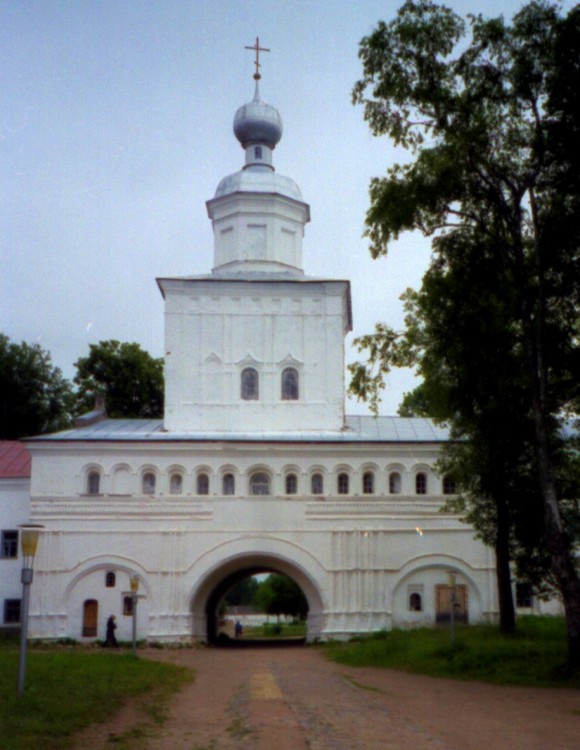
[189,549,326,644]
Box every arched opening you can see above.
[208,570,309,645]
[189,548,326,645]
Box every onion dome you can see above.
[233,82,283,149]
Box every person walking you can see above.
[106,614,118,647]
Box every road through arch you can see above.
[187,537,328,643]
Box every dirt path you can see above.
[73,644,580,750]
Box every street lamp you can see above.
[18,524,44,695]
[130,574,139,657]
[447,571,457,647]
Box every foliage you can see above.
[224,576,260,607]
[325,617,579,687]
[350,0,580,663]
[74,340,164,419]
[0,334,75,439]
[255,574,308,620]
[0,647,191,750]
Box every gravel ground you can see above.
[72,644,580,750]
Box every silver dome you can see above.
[233,98,283,149]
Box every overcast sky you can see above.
[2,0,569,416]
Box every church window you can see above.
[123,596,134,616]
[254,146,262,159]
[415,472,427,495]
[337,472,349,495]
[105,571,116,588]
[170,473,183,495]
[281,368,299,400]
[362,471,374,494]
[197,473,209,495]
[409,593,423,611]
[223,473,235,495]
[4,599,21,624]
[285,473,298,495]
[142,472,156,495]
[87,471,100,495]
[389,472,402,494]
[311,473,323,494]
[1,530,18,559]
[250,472,270,495]
[442,475,456,495]
[241,368,259,400]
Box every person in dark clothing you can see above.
[235,619,243,638]
[106,614,118,646]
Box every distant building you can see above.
[0,442,31,633]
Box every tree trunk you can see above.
[495,495,516,634]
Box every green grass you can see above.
[243,621,307,638]
[324,616,580,688]
[0,643,192,750]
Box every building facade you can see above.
[26,75,502,643]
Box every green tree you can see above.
[74,340,164,419]
[224,576,259,608]
[255,574,308,620]
[0,334,74,439]
[351,1,580,664]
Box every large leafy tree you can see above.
[0,333,74,439]
[74,340,164,419]
[255,574,308,621]
[351,1,580,665]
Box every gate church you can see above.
[26,56,498,643]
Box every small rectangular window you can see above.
[1,530,18,559]
[4,599,21,624]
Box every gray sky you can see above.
[1,0,567,415]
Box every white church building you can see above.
[25,68,501,644]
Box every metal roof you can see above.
[26,416,450,444]
[0,441,31,477]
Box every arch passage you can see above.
[189,551,326,644]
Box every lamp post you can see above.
[130,574,139,657]
[447,571,457,647]
[18,524,44,695]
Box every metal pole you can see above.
[450,587,456,647]
[18,568,33,694]
[132,592,138,657]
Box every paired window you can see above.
[362,471,374,494]
[281,368,299,400]
[241,368,259,400]
[142,472,156,495]
[197,473,210,495]
[442,475,456,495]
[285,473,298,495]
[170,473,183,495]
[250,472,271,496]
[311,473,324,495]
[3,599,21,624]
[87,471,101,494]
[1,530,18,559]
[105,571,116,588]
[389,472,402,494]
[223,473,235,496]
[415,472,427,495]
[337,472,349,495]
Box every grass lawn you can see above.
[324,616,580,688]
[243,622,307,638]
[0,641,192,750]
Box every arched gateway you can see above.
[188,538,328,643]
[25,55,499,644]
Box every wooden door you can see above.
[82,599,98,637]
[435,585,468,624]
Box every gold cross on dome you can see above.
[245,37,270,80]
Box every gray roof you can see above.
[26,416,450,444]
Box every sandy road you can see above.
[73,643,580,750]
